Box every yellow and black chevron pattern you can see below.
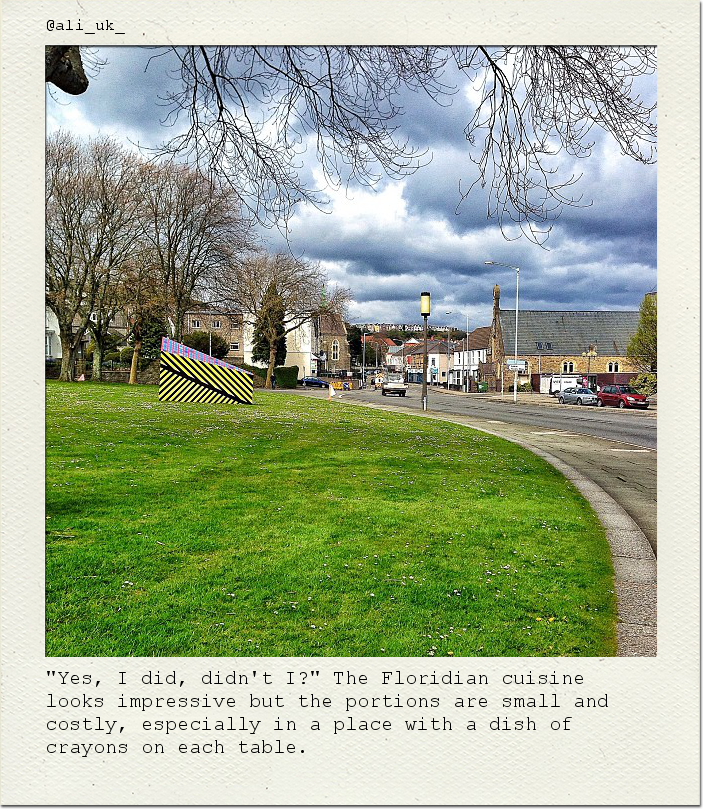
[158,351,253,405]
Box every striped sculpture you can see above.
[158,338,254,405]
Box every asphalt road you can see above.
[353,386,657,449]
[289,385,657,553]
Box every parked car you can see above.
[558,387,598,406]
[556,387,576,402]
[300,376,328,388]
[597,384,649,409]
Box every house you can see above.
[483,284,642,392]
[451,326,491,390]
[184,305,245,363]
[45,305,128,361]
[244,312,350,379]
[362,334,396,368]
[404,339,457,386]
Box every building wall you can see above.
[520,354,638,375]
[185,310,244,362]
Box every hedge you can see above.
[274,366,299,389]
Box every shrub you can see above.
[517,382,532,392]
[120,347,134,363]
[104,351,121,363]
[237,363,267,382]
[631,372,657,396]
[274,366,299,389]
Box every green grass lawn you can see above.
[45,381,616,657]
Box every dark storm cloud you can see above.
[47,46,657,327]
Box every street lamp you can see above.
[420,292,431,411]
[485,261,520,404]
[445,311,453,390]
[465,312,470,393]
[582,345,598,389]
[362,331,372,388]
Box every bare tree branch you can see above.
[48,46,656,242]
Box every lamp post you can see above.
[465,312,470,392]
[582,346,598,389]
[485,261,520,404]
[362,331,372,388]
[445,311,452,390]
[420,292,431,411]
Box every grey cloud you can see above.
[47,46,657,327]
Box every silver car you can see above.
[559,387,598,406]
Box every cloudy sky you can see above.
[47,47,656,330]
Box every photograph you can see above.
[44,44,657,658]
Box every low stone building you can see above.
[484,284,642,392]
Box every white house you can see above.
[450,326,490,389]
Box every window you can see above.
[212,320,221,329]
[191,319,200,329]
[546,342,552,350]
[562,361,574,373]
[608,362,619,372]
[536,342,543,350]
[45,333,53,357]
[331,339,339,361]
[230,342,239,352]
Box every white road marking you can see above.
[486,420,504,423]
[530,431,577,436]
[609,448,651,453]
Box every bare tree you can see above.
[140,162,255,340]
[149,46,656,241]
[47,46,656,241]
[215,252,351,387]
[45,132,143,380]
[118,249,168,384]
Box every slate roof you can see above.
[499,310,639,357]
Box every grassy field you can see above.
[46,381,616,657]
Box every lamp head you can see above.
[420,292,431,317]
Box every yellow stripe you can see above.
[159,353,253,404]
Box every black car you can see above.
[300,376,329,388]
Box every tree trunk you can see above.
[174,304,186,342]
[129,338,142,384]
[265,339,277,388]
[92,341,103,381]
[58,333,78,381]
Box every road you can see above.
[354,386,657,449]
[291,385,657,553]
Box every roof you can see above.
[363,335,395,346]
[499,310,639,356]
[467,326,491,350]
[403,339,456,356]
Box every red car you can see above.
[597,384,649,409]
